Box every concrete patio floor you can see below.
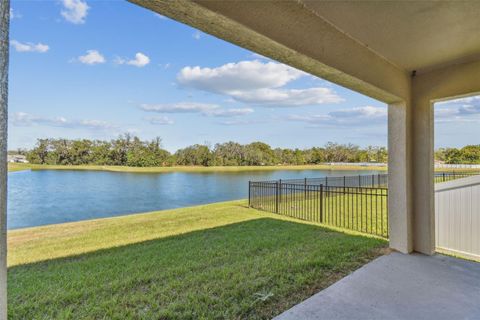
[275,252,480,320]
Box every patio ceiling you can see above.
[303,1,480,73]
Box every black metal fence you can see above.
[259,172,479,188]
[249,181,388,238]
[248,171,480,239]
[261,174,388,188]
[434,171,480,183]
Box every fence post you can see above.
[279,179,282,206]
[325,176,328,186]
[372,174,374,187]
[304,177,307,200]
[443,172,446,182]
[248,181,251,207]
[319,184,324,223]
[275,181,279,214]
[359,175,361,187]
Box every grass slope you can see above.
[8,201,386,319]
[6,163,30,172]
[9,163,480,174]
[8,163,387,173]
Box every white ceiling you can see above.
[302,1,480,72]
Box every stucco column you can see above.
[409,59,480,255]
[411,97,435,255]
[388,101,413,253]
[0,1,8,319]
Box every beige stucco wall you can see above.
[412,59,480,254]
[388,101,413,253]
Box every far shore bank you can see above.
[8,162,480,174]
[8,163,388,173]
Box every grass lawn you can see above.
[6,163,30,172]
[278,190,388,237]
[9,163,480,174]
[8,162,388,173]
[8,201,387,319]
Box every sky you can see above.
[8,0,480,152]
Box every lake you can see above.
[8,169,381,229]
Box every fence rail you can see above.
[249,181,388,238]
[259,172,479,187]
[248,171,480,238]
[260,174,388,188]
[434,171,480,183]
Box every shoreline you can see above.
[8,163,388,173]
[8,163,480,174]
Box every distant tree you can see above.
[26,139,50,164]
[24,135,399,167]
[460,145,480,164]
[175,144,212,166]
[213,142,245,166]
[244,142,276,165]
[443,148,463,164]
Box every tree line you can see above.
[20,134,389,167]
[435,145,480,164]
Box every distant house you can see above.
[7,155,28,163]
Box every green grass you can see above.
[7,163,31,172]
[8,201,386,319]
[8,162,388,173]
[10,162,480,174]
[252,190,388,238]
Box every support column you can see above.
[0,1,9,319]
[411,97,435,254]
[388,101,413,253]
[409,59,480,255]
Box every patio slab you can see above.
[274,252,480,320]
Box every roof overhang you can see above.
[129,0,480,104]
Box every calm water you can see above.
[8,169,380,229]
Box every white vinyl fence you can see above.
[435,175,480,261]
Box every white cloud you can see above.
[61,0,89,24]
[203,108,254,117]
[12,112,115,130]
[229,87,343,106]
[435,96,480,124]
[192,31,202,40]
[144,116,174,125]
[287,106,387,127]
[177,60,342,107]
[329,105,387,119]
[77,50,105,65]
[115,52,150,67]
[10,40,49,53]
[77,119,115,129]
[140,102,218,114]
[218,119,263,126]
[178,60,304,92]
[10,8,22,20]
[139,102,253,118]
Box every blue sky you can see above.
[8,1,479,152]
